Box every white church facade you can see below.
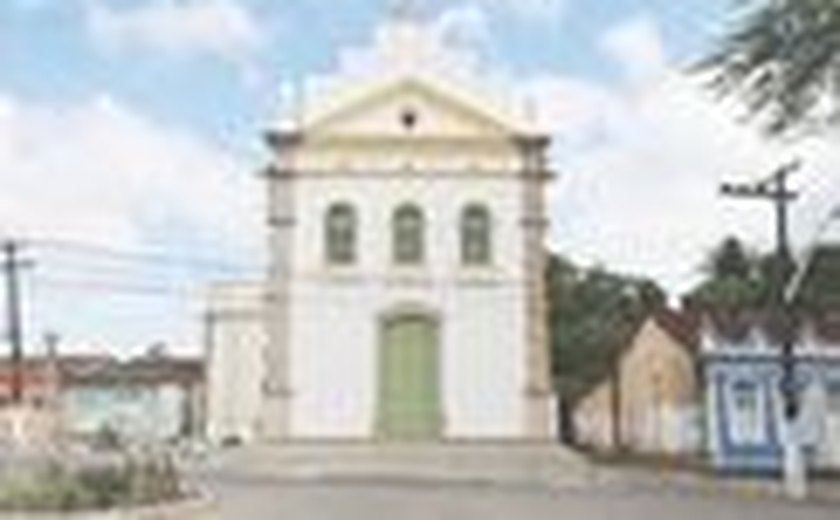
[206,12,555,442]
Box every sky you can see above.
[0,0,839,356]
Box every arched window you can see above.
[325,203,356,265]
[461,204,492,266]
[393,204,424,265]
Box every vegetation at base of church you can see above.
[700,0,840,135]
[0,454,183,512]
[546,252,666,408]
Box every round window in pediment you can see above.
[400,108,418,131]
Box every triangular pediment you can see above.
[302,78,530,140]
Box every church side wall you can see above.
[205,283,267,444]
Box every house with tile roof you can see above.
[0,351,203,445]
[701,310,840,473]
[574,310,702,456]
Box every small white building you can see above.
[206,11,555,443]
[204,282,266,443]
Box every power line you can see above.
[30,275,201,299]
[31,256,223,286]
[27,237,260,274]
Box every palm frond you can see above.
[699,0,840,135]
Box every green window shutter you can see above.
[393,204,424,265]
[461,204,492,266]
[325,203,357,265]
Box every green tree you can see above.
[683,237,840,316]
[546,253,665,408]
[712,236,754,279]
[701,0,840,135]
[683,236,767,311]
[794,245,840,311]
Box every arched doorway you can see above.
[377,312,441,440]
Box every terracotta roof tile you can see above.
[651,308,701,351]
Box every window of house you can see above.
[325,203,357,265]
[730,379,766,445]
[827,381,840,414]
[461,204,492,266]
[393,204,424,265]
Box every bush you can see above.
[0,467,96,512]
[92,424,123,452]
[0,455,184,512]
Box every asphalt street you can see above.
[196,468,840,519]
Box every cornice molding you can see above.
[262,168,553,180]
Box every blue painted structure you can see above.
[702,324,840,473]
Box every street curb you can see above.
[0,494,217,520]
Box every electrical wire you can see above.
[26,237,260,274]
[29,274,200,299]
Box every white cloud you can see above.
[427,0,564,37]
[0,93,261,350]
[600,15,669,86]
[524,16,840,295]
[432,3,489,48]
[84,0,264,64]
[477,0,566,22]
[0,94,259,251]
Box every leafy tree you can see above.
[683,236,767,311]
[712,236,754,279]
[701,0,840,135]
[546,253,665,407]
[757,249,796,303]
[794,245,840,311]
[684,237,840,315]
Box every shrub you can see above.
[0,454,184,512]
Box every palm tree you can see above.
[701,0,840,135]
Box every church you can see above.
[205,9,555,443]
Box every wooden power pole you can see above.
[721,160,800,418]
[721,159,804,498]
[2,240,27,404]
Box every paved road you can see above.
[195,469,840,520]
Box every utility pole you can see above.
[721,159,804,498]
[2,240,28,405]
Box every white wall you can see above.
[205,282,267,444]
[284,175,529,439]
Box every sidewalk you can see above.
[590,454,840,504]
[194,442,595,488]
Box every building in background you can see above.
[60,350,204,443]
[0,357,63,447]
[702,311,840,473]
[0,350,204,445]
[574,311,702,456]
[206,10,556,442]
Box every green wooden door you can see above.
[378,315,440,440]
